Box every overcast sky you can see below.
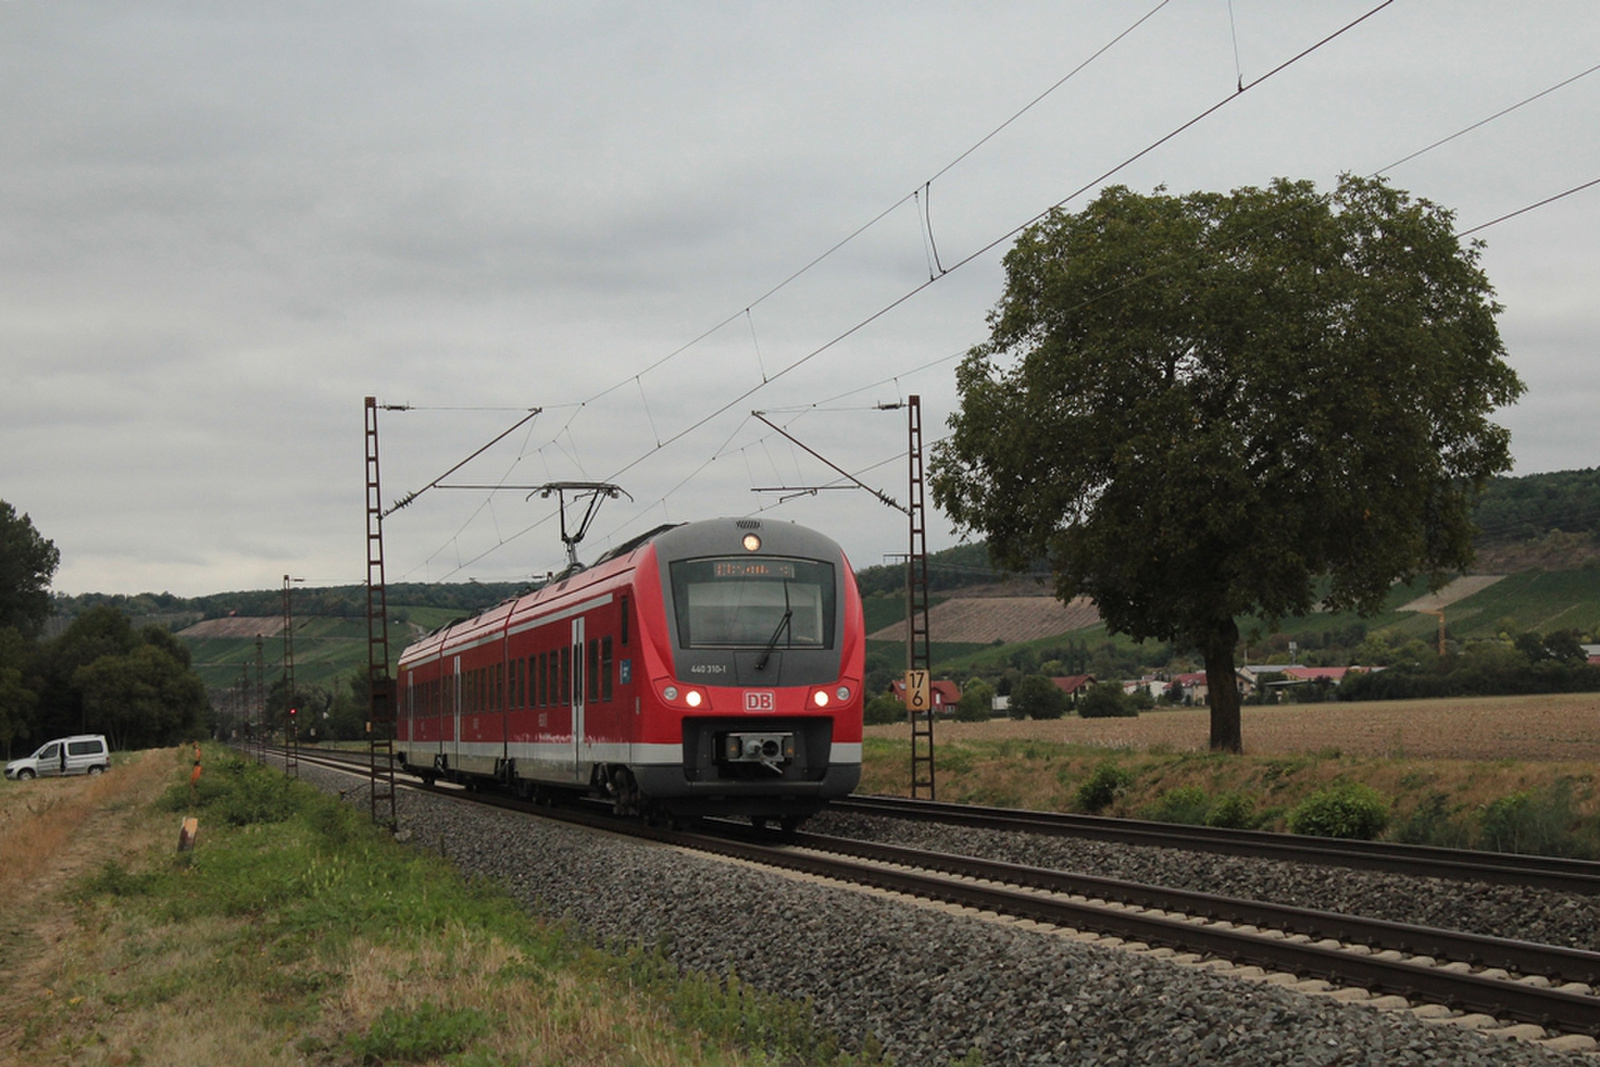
[5,2,1598,598]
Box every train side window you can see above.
[535,651,545,707]
[496,662,505,712]
[601,636,613,701]
[620,596,629,646]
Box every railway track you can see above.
[833,794,1600,896]
[263,746,1600,1042]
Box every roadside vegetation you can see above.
[0,746,884,1066]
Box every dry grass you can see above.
[0,756,162,900]
[0,747,825,1067]
[862,694,1600,838]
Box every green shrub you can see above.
[953,678,995,722]
[1076,762,1133,814]
[1391,792,1471,849]
[863,693,903,726]
[161,755,302,826]
[1145,786,1210,825]
[1287,783,1389,840]
[1205,792,1257,829]
[1079,683,1137,719]
[1477,781,1588,857]
[1010,675,1067,720]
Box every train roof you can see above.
[396,517,850,666]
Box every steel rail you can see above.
[832,795,1600,896]
[787,830,1600,985]
[259,748,1600,1034]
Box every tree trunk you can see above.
[1202,617,1242,753]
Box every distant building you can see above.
[1048,674,1096,705]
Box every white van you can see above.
[4,735,111,780]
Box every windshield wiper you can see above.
[755,609,792,671]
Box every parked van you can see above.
[5,735,110,780]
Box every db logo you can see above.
[743,691,776,712]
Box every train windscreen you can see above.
[670,557,836,650]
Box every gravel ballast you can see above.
[300,764,1595,1065]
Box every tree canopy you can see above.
[931,175,1523,752]
[0,501,60,637]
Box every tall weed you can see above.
[1144,786,1210,825]
[1477,780,1592,857]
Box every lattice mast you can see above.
[365,396,398,830]
[282,575,298,778]
[906,395,935,799]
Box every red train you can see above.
[395,517,864,827]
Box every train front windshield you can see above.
[670,557,836,650]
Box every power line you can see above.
[1459,176,1600,238]
[408,3,1398,583]
[1372,61,1600,178]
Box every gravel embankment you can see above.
[300,765,1596,1065]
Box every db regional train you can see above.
[395,518,864,828]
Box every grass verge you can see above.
[2,746,887,1066]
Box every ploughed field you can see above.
[871,693,1600,761]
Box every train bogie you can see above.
[395,518,864,824]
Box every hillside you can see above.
[42,467,1600,696]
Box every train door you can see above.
[451,655,462,766]
[570,616,585,776]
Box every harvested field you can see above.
[867,594,1099,644]
[867,693,1600,762]
[1398,573,1506,612]
[177,615,284,639]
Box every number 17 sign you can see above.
[904,669,931,713]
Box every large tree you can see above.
[0,501,60,638]
[931,176,1523,752]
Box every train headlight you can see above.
[685,689,703,708]
[663,685,679,702]
[836,686,851,702]
[742,533,762,552]
[812,690,829,707]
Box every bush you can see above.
[1079,682,1137,719]
[1287,783,1389,840]
[863,694,903,726]
[1391,792,1472,849]
[1009,675,1067,720]
[1076,762,1133,814]
[1205,792,1257,829]
[953,678,995,722]
[1145,786,1210,825]
[1477,781,1588,857]
[161,755,302,826]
